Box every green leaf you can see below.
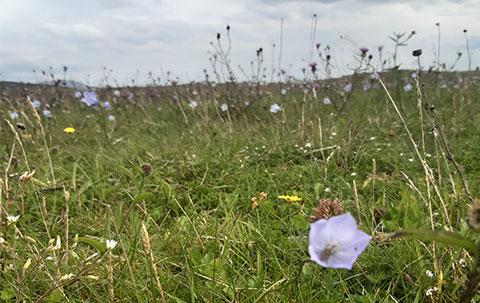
[0,288,15,301]
[391,229,478,254]
[77,236,106,254]
[46,289,64,302]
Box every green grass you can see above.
[1,75,480,302]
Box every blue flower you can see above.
[308,213,371,269]
[9,111,19,120]
[270,103,281,113]
[403,83,413,92]
[42,109,53,118]
[81,91,99,107]
[102,101,112,110]
[188,100,198,109]
[31,99,42,109]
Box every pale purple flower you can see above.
[188,100,198,109]
[403,83,413,92]
[410,72,417,79]
[270,103,281,113]
[42,109,52,118]
[81,91,99,107]
[9,111,19,120]
[220,103,228,112]
[323,97,332,105]
[102,101,112,110]
[74,91,82,98]
[343,82,352,93]
[308,213,371,269]
[31,99,42,109]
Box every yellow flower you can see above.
[278,195,302,203]
[64,127,75,134]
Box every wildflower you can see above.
[188,100,198,109]
[9,111,19,120]
[411,72,417,79]
[360,47,369,56]
[81,91,99,107]
[362,83,371,91]
[105,239,118,250]
[220,103,228,112]
[278,195,302,203]
[425,287,438,296]
[102,101,112,110]
[280,88,287,95]
[304,142,312,148]
[324,187,331,193]
[63,127,75,134]
[309,198,343,222]
[113,90,121,97]
[426,270,434,278]
[42,109,52,118]
[31,99,42,109]
[6,215,20,224]
[74,91,82,98]
[343,82,352,93]
[308,213,371,269]
[403,83,413,92]
[270,103,281,113]
[323,97,332,105]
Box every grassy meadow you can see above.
[1,70,480,302]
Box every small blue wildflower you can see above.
[270,103,281,113]
[308,213,371,270]
[81,91,99,107]
[403,83,413,92]
[9,111,19,120]
[31,99,42,109]
[42,109,53,118]
[102,101,112,110]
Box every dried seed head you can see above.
[141,163,152,176]
[308,198,343,223]
[468,199,480,231]
[412,49,422,57]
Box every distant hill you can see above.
[0,79,89,90]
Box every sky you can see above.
[0,0,479,85]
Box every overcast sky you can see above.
[0,0,478,85]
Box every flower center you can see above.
[319,244,338,262]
